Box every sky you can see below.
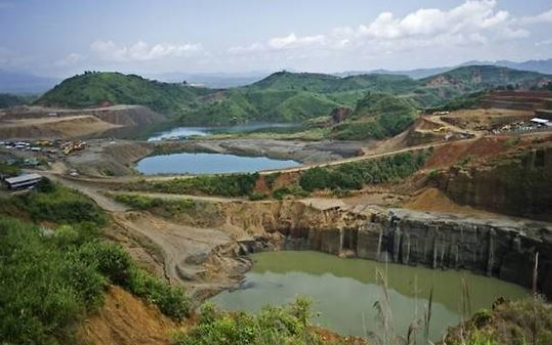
[1,0,552,77]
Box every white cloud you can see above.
[520,9,552,24]
[535,39,552,47]
[90,40,202,62]
[55,53,84,67]
[359,0,513,41]
[227,43,265,54]
[228,0,532,62]
[268,33,325,50]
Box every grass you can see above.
[111,193,224,227]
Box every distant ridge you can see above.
[336,58,552,80]
[0,70,59,94]
[34,65,552,126]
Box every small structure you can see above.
[4,173,43,190]
[530,118,550,126]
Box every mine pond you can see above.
[211,251,529,341]
[136,152,299,174]
[146,123,300,141]
[136,124,302,174]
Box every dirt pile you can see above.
[67,140,153,176]
[0,115,120,140]
[423,136,513,169]
[78,286,180,345]
[405,187,493,215]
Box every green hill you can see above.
[422,65,551,91]
[35,66,552,127]
[36,71,214,116]
[331,93,419,140]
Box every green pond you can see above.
[211,251,529,341]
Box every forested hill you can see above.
[36,71,214,115]
[35,66,552,126]
[421,65,552,91]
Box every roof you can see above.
[4,173,42,185]
[530,118,549,124]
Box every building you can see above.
[530,118,551,126]
[4,173,43,190]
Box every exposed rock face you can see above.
[436,147,552,220]
[263,201,552,299]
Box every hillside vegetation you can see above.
[37,71,213,115]
[35,66,552,127]
[0,93,34,108]
[0,180,191,345]
[331,93,419,140]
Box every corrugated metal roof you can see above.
[4,173,43,185]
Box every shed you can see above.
[4,173,43,190]
[530,118,549,125]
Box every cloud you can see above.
[358,0,517,42]
[228,0,531,61]
[268,33,325,50]
[227,43,265,54]
[90,40,202,62]
[520,9,552,24]
[535,39,552,47]
[55,53,84,67]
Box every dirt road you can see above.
[47,172,248,296]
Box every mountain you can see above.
[249,70,418,93]
[421,65,551,91]
[337,57,552,80]
[461,58,552,75]
[338,67,453,80]
[35,66,552,126]
[36,71,214,116]
[0,70,59,94]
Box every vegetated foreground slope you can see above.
[35,66,552,126]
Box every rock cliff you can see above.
[251,200,552,299]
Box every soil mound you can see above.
[78,286,179,345]
[0,115,119,140]
[405,187,490,215]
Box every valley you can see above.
[1,66,552,345]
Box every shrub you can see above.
[249,192,268,201]
[0,218,106,345]
[299,150,430,192]
[15,182,107,227]
[128,268,191,321]
[172,299,328,345]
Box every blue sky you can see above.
[1,0,552,77]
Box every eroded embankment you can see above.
[432,142,552,220]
